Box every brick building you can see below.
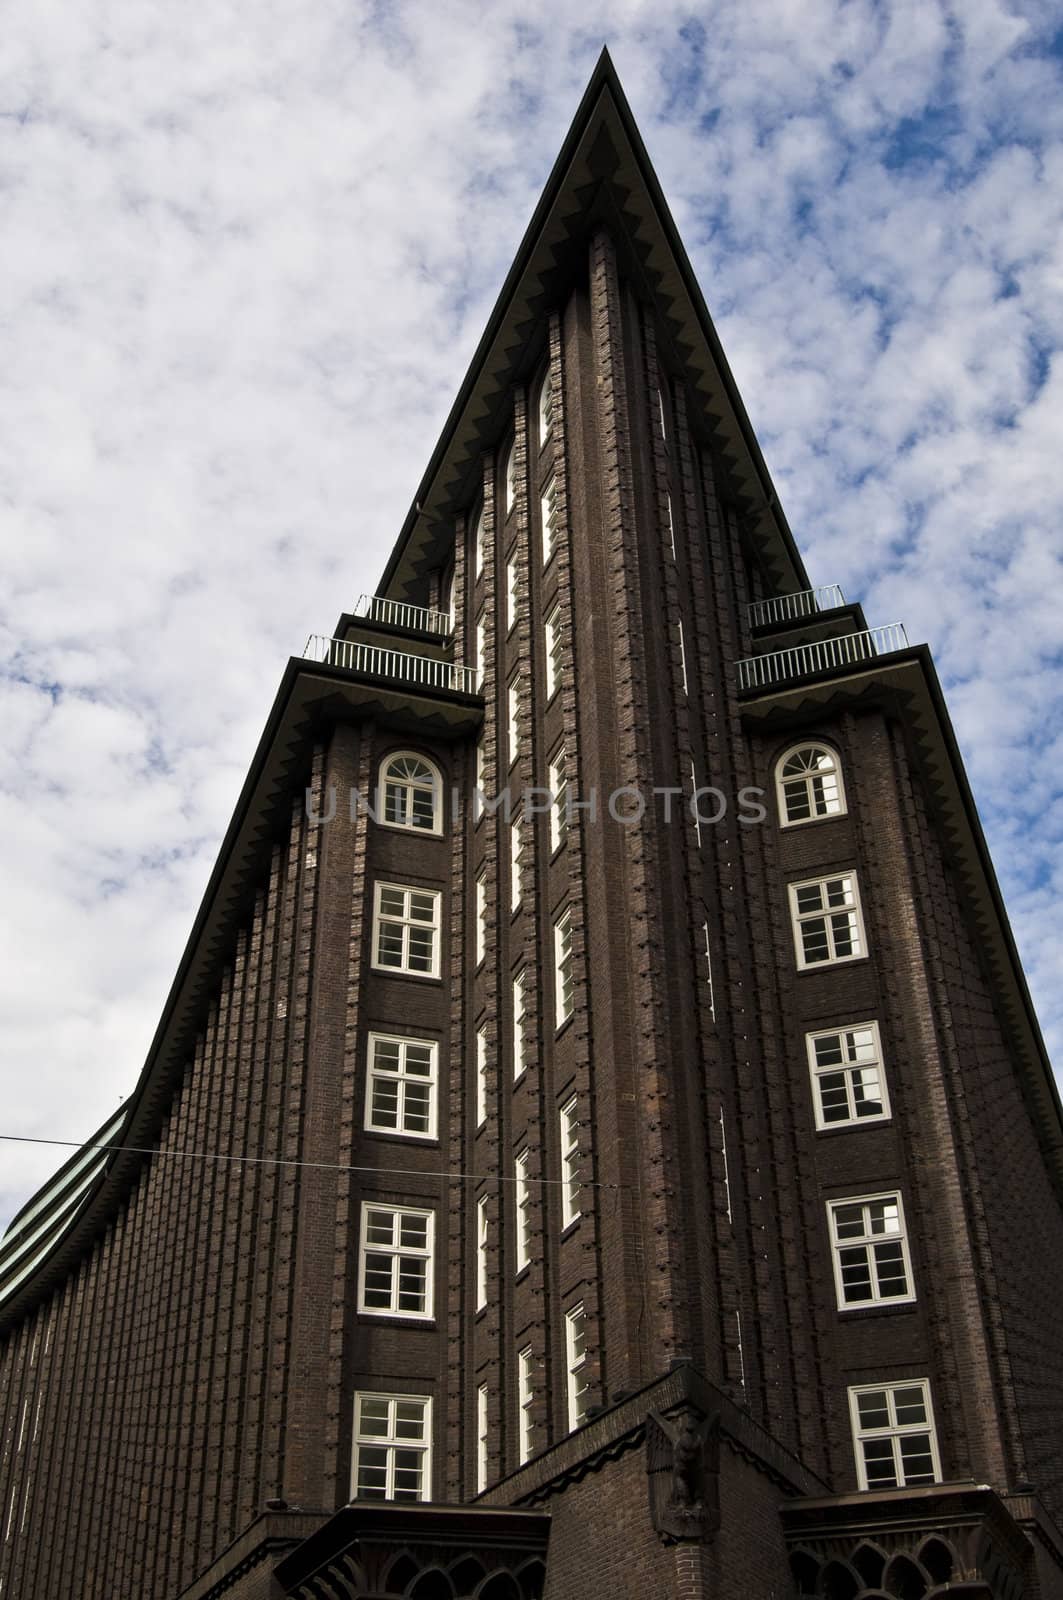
[2,50,1063,1600]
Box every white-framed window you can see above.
[440,563,454,623]
[565,1304,589,1431]
[352,1392,431,1501]
[849,1381,940,1490]
[666,493,676,560]
[505,552,520,635]
[549,748,568,853]
[475,1023,488,1128]
[474,615,486,688]
[513,968,527,1079]
[510,814,523,911]
[475,872,487,967]
[777,743,846,826]
[476,1384,489,1494]
[541,477,558,565]
[553,908,574,1027]
[828,1193,914,1308]
[789,872,866,969]
[508,678,521,763]
[808,1022,890,1129]
[537,365,554,445]
[372,883,442,978]
[358,1204,434,1319]
[657,385,667,444]
[476,1195,489,1312]
[560,1096,581,1227]
[475,736,486,801]
[518,1346,534,1464]
[515,1149,532,1271]
[545,603,563,700]
[365,1033,438,1140]
[677,618,688,695]
[505,438,518,515]
[473,504,485,578]
[377,752,443,835]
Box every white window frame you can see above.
[560,1096,581,1228]
[352,1391,432,1502]
[848,1380,941,1491]
[828,1193,914,1309]
[541,476,558,566]
[475,1024,488,1128]
[657,385,667,444]
[565,1304,589,1431]
[505,438,518,515]
[474,615,486,688]
[513,968,527,1080]
[537,365,554,446]
[475,737,487,813]
[776,742,847,827]
[372,882,442,979]
[357,1204,435,1320]
[677,618,688,695]
[476,1384,489,1494]
[475,873,487,967]
[553,908,574,1027]
[365,1033,439,1141]
[807,1022,890,1130]
[549,748,568,854]
[505,551,520,635]
[476,1195,489,1312]
[545,603,563,700]
[518,1346,534,1464]
[510,814,523,911]
[473,504,485,578]
[515,1148,531,1272]
[507,677,521,764]
[376,751,444,836]
[788,872,866,970]
[666,492,676,560]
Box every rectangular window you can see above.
[560,1096,581,1227]
[508,678,521,763]
[475,736,486,796]
[353,1392,431,1501]
[476,1385,489,1494]
[549,749,568,853]
[829,1194,914,1308]
[473,506,484,578]
[565,1304,589,1431]
[545,603,563,700]
[513,969,527,1079]
[657,385,667,443]
[515,1149,531,1271]
[372,883,441,978]
[365,1033,438,1140]
[506,553,520,635]
[476,1195,488,1312]
[518,1347,534,1464]
[849,1381,940,1490]
[358,1204,434,1319]
[808,1023,890,1129]
[677,618,688,695]
[789,872,866,969]
[666,492,676,560]
[475,873,487,966]
[554,908,574,1027]
[475,1024,488,1128]
[510,815,523,911]
[541,477,558,565]
[475,615,486,687]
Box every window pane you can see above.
[862,1438,898,1487]
[899,1435,935,1483]
[856,1390,890,1430]
[893,1388,928,1426]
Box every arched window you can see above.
[537,366,554,446]
[378,753,443,834]
[776,742,846,827]
[505,438,518,515]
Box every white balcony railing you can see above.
[353,595,453,635]
[748,585,846,629]
[304,635,479,696]
[736,623,909,693]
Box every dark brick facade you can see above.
[2,51,1062,1600]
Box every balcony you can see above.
[353,595,453,636]
[748,584,846,630]
[736,623,909,693]
[303,635,479,697]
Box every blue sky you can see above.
[2,0,1063,1227]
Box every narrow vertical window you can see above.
[549,748,568,853]
[849,1382,940,1490]
[666,493,676,560]
[513,969,527,1079]
[690,758,702,848]
[515,1149,531,1272]
[365,1034,438,1139]
[560,1097,581,1227]
[538,365,554,446]
[505,438,517,515]
[508,678,521,763]
[475,737,486,802]
[657,385,667,444]
[476,1385,489,1494]
[473,504,484,578]
[565,1305,589,1431]
[828,1194,914,1308]
[789,873,866,968]
[352,1393,431,1501]
[541,477,558,565]
[475,873,487,966]
[506,552,520,635]
[518,1347,534,1464]
[677,619,688,695]
[475,1024,488,1128]
[476,1195,489,1312]
[553,908,574,1027]
[808,1023,890,1129]
[545,603,563,700]
[510,814,523,911]
[475,615,486,688]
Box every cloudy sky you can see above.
[2,0,1062,1228]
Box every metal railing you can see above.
[748,585,845,629]
[353,595,453,635]
[304,635,479,696]
[736,623,909,692]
